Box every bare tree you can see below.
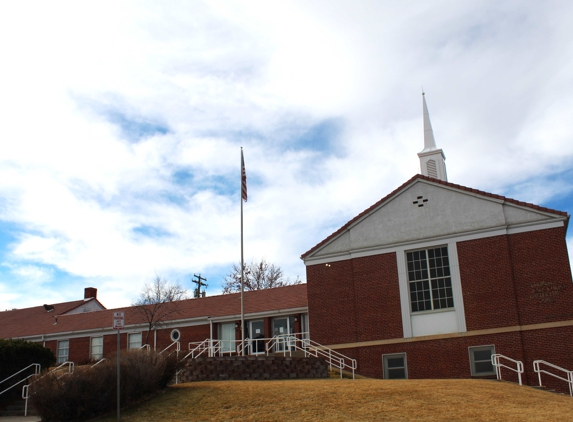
[222,259,302,294]
[132,276,188,345]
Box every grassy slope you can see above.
[95,379,573,421]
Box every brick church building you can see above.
[1,94,572,391]
[301,94,573,387]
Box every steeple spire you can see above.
[422,92,436,151]
[418,93,447,181]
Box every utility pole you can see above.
[192,274,208,298]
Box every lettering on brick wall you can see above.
[529,281,567,303]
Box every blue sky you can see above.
[1,0,572,310]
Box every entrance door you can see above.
[219,323,235,354]
[249,320,265,354]
[273,317,294,352]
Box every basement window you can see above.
[469,345,495,376]
[383,353,407,379]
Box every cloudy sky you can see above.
[1,0,572,311]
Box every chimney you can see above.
[84,287,97,299]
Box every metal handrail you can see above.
[533,360,573,396]
[140,344,151,351]
[181,333,357,379]
[288,336,352,378]
[160,341,181,356]
[0,364,41,396]
[91,358,107,368]
[491,354,523,385]
[22,361,75,416]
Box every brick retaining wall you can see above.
[179,356,329,382]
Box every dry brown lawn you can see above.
[95,378,573,421]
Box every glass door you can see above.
[249,320,265,354]
[273,317,294,352]
[219,323,235,354]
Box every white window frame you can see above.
[406,246,454,313]
[170,329,181,342]
[90,336,103,360]
[57,340,69,363]
[382,353,408,379]
[469,345,496,376]
[128,332,142,349]
[397,240,466,338]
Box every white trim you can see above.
[303,220,565,266]
[398,243,467,339]
[396,252,412,338]
[449,242,467,333]
[302,176,568,264]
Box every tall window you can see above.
[407,246,454,312]
[57,340,69,363]
[128,332,142,349]
[91,337,103,360]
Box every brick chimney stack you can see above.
[84,287,97,299]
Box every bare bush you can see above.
[29,350,178,421]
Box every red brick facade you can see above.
[306,227,573,392]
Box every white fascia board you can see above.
[303,220,565,266]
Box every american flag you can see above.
[241,149,248,202]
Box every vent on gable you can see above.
[426,160,438,178]
[413,196,429,207]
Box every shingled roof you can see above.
[0,284,308,339]
[301,174,569,259]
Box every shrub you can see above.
[29,350,179,421]
[0,339,55,409]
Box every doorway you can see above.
[272,316,295,352]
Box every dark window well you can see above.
[383,354,407,379]
[407,246,454,312]
[469,346,496,376]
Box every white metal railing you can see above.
[160,341,181,359]
[491,354,523,385]
[533,360,573,396]
[140,344,151,351]
[22,361,75,416]
[180,333,357,379]
[0,363,41,396]
[267,335,357,379]
[91,358,107,368]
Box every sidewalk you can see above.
[0,417,40,421]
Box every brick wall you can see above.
[457,235,521,330]
[508,227,573,326]
[307,254,402,345]
[307,259,357,345]
[306,225,573,393]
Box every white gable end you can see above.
[305,179,566,263]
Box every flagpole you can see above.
[240,148,245,356]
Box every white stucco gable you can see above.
[302,175,569,265]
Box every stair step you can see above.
[0,399,39,417]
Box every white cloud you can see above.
[0,1,572,309]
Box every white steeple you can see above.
[418,93,447,181]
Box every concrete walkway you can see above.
[0,417,40,421]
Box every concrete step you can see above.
[0,400,38,417]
